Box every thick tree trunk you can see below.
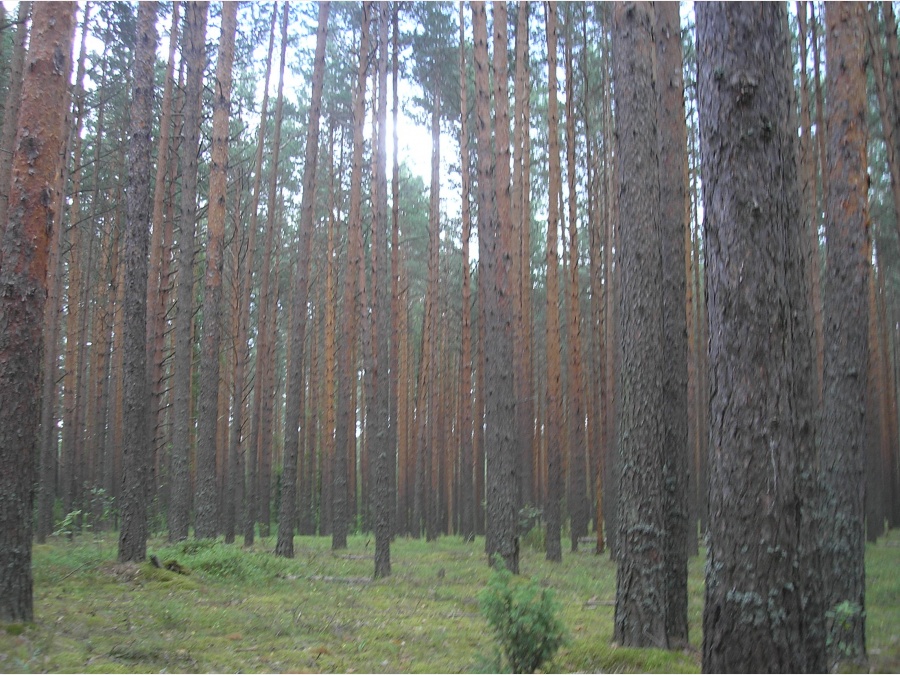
[611,1,667,649]
[654,1,690,647]
[169,1,208,542]
[696,4,825,670]
[118,1,159,563]
[0,1,75,621]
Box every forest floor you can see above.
[0,529,898,673]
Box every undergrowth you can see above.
[0,530,897,673]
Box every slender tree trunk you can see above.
[564,8,588,552]
[169,1,208,542]
[820,4,869,668]
[0,1,75,621]
[236,3,276,547]
[277,1,329,558]
[543,0,564,565]
[481,0,519,573]
[458,0,475,542]
[333,3,371,550]
[389,4,403,537]
[118,1,159,563]
[654,1,690,647]
[250,3,288,542]
[194,0,237,541]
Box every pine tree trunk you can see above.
[194,0,236,541]
[564,9,588,552]
[118,1,159,563]
[611,1,667,649]
[169,1,208,542]
[654,1,689,647]
[277,1,329,558]
[0,0,75,621]
[820,4,869,668]
[696,4,825,669]
[543,0,564,565]
[333,3,371,550]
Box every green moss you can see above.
[4,530,898,672]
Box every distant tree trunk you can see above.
[809,1,826,390]
[515,1,535,511]
[370,2,392,577]
[0,0,75,621]
[277,1,329,558]
[821,4,869,668]
[147,2,180,504]
[458,0,475,542]
[254,5,289,541]
[333,3,371,550]
[696,4,825,670]
[0,0,29,237]
[118,0,159,563]
[169,0,208,542]
[480,0,518,573]
[564,8,588,552]
[866,260,885,542]
[543,0,564,565]
[235,3,276,547]
[654,1,689,648]
[611,1,667,649]
[194,0,236,541]
[390,4,403,538]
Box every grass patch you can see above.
[0,530,897,672]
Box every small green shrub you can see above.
[478,558,566,674]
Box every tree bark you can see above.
[0,1,75,621]
[611,1,667,649]
[193,0,237,541]
[654,0,689,647]
[543,0,564,565]
[333,3,370,550]
[696,4,825,670]
[820,4,869,668]
[118,0,159,563]
[277,1,329,558]
[169,0,208,542]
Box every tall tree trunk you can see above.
[277,1,329,558]
[250,3,289,542]
[820,4,869,668]
[235,3,276,547]
[458,0,475,542]
[480,0,518,573]
[696,4,825,670]
[169,0,208,542]
[543,0,564,565]
[118,0,159,563]
[564,8,588,552]
[654,1,690,647]
[333,3,371,550]
[0,0,75,621]
[370,2,393,578]
[611,1,667,649]
[194,0,237,541]
[147,1,180,498]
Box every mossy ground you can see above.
[0,529,898,673]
